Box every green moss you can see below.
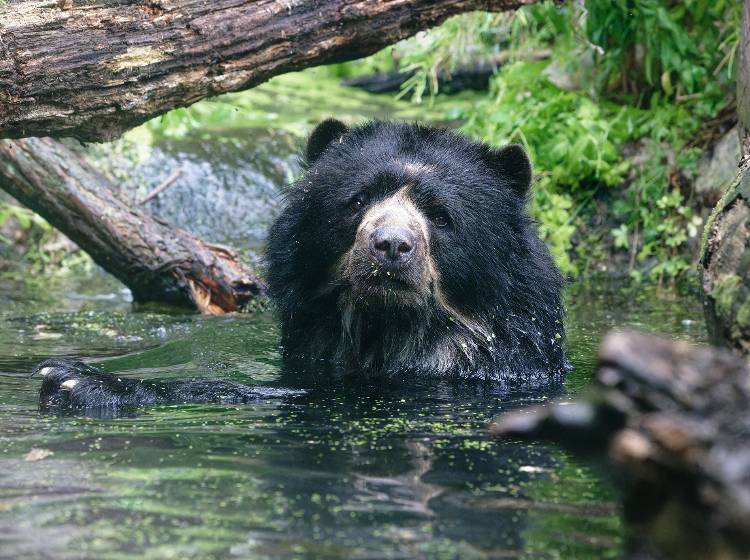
[736,296,750,329]
[711,274,742,320]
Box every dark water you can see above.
[0,274,706,560]
[0,71,708,559]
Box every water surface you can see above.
[0,275,705,560]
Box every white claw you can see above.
[38,367,53,377]
[60,379,79,390]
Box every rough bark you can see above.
[738,0,750,163]
[0,0,542,142]
[701,170,750,354]
[700,0,750,355]
[0,137,266,313]
[492,330,750,560]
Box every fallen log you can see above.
[0,137,266,313]
[492,331,750,560]
[0,0,542,141]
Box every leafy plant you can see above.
[0,203,91,274]
[585,0,740,106]
[448,0,737,280]
[455,60,634,274]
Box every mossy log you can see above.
[700,0,750,355]
[0,137,266,313]
[701,168,750,355]
[492,330,750,560]
[0,0,541,142]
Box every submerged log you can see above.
[0,0,541,142]
[492,331,750,560]
[0,137,266,313]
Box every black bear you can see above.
[267,119,567,384]
[34,119,568,410]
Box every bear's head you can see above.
[267,119,565,381]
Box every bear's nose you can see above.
[370,226,415,265]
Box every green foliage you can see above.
[456,60,630,275]
[395,12,503,103]
[136,70,479,142]
[325,45,398,81]
[0,203,91,274]
[610,142,703,282]
[377,0,738,280]
[534,190,577,275]
[452,59,627,274]
[586,0,740,105]
[461,61,631,190]
[0,204,44,245]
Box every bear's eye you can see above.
[431,212,450,228]
[348,194,366,213]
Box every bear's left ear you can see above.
[306,118,349,165]
[484,144,532,198]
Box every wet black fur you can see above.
[35,119,567,411]
[35,358,291,413]
[267,119,568,387]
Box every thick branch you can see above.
[0,137,266,313]
[0,0,541,141]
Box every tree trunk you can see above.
[700,0,750,356]
[0,0,540,142]
[0,137,266,313]
[492,330,750,560]
[701,170,750,354]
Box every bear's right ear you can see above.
[485,144,533,198]
[306,118,349,165]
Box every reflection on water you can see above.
[0,275,705,559]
